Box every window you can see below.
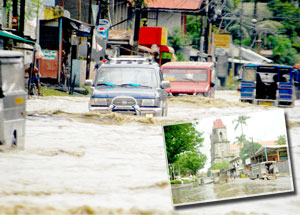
[163,69,208,82]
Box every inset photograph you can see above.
[162,109,294,206]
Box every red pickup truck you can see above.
[161,62,216,97]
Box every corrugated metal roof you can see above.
[145,0,203,10]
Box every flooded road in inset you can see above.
[172,177,293,205]
[0,91,299,214]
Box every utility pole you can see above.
[96,0,102,25]
[78,0,81,21]
[88,0,92,24]
[239,1,243,64]
[12,0,18,31]
[19,0,25,36]
[133,4,141,54]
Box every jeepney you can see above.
[0,51,25,150]
[240,64,295,107]
[248,161,279,180]
[161,62,216,97]
[293,64,300,99]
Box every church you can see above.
[210,119,232,164]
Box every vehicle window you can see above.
[243,67,256,81]
[163,69,208,82]
[96,67,158,87]
[1,58,24,93]
[279,68,290,83]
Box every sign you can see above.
[161,28,168,45]
[213,34,231,48]
[215,48,228,56]
[96,19,110,39]
[42,50,57,60]
[11,17,18,27]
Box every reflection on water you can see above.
[172,177,293,205]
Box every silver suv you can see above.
[86,56,170,117]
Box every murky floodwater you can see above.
[0,91,300,214]
[172,177,293,206]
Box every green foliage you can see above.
[211,161,229,172]
[167,28,185,53]
[170,179,182,184]
[232,116,250,138]
[275,135,287,145]
[239,141,262,164]
[186,15,202,50]
[266,35,298,65]
[177,150,207,175]
[164,122,204,164]
[234,134,247,148]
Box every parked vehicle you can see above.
[239,64,295,107]
[85,56,170,117]
[161,62,216,97]
[248,161,279,180]
[0,51,25,150]
[293,64,300,99]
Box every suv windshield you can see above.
[163,69,208,82]
[96,67,158,88]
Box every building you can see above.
[210,119,231,164]
[250,145,290,174]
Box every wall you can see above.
[148,11,181,33]
[277,160,290,174]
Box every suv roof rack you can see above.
[109,56,154,65]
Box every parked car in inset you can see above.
[85,56,170,117]
[161,62,216,97]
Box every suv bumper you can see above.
[89,106,162,116]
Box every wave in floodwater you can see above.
[168,95,260,108]
[0,205,178,215]
[27,110,187,126]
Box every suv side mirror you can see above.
[85,80,93,86]
[161,80,170,89]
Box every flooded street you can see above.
[0,90,300,214]
[172,176,293,205]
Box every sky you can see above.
[195,109,288,172]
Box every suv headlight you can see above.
[90,98,107,106]
[142,99,155,106]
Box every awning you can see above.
[0,30,35,44]
[63,16,94,37]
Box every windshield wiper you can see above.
[183,78,197,82]
[97,82,115,86]
[119,83,152,88]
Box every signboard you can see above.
[213,34,231,48]
[11,17,18,27]
[245,158,251,165]
[96,19,110,39]
[161,28,168,46]
[42,50,57,60]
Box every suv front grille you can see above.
[112,97,137,106]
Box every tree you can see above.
[164,122,204,164]
[239,140,262,164]
[232,115,250,148]
[275,135,287,145]
[164,122,204,180]
[211,161,229,172]
[234,134,247,149]
[266,35,299,65]
[177,150,207,176]
[167,27,187,61]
